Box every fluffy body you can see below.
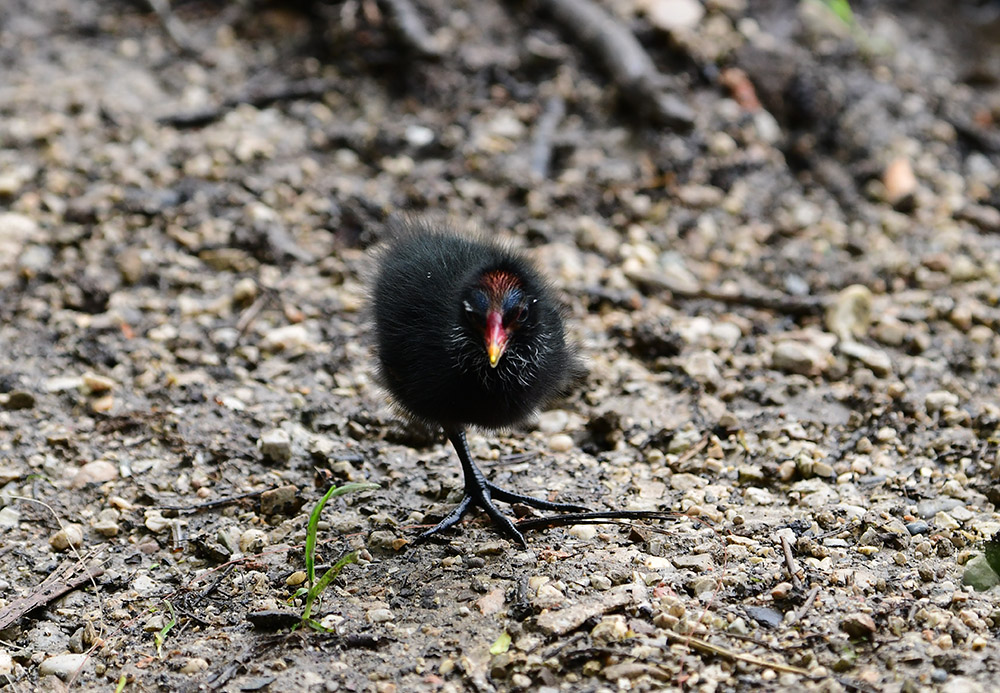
[372,219,574,430]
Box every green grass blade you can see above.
[306,481,379,584]
[154,600,177,658]
[301,550,359,624]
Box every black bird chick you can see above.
[372,219,587,546]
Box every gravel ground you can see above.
[2,1,1000,691]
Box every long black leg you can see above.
[417,426,589,546]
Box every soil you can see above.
[2,0,1000,691]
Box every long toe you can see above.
[477,497,528,547]
[416,495,473,543]
[416,492,528,547]
[487,483,590,512]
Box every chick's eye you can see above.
[463,300,486,326]
[505,302,530,326]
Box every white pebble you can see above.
[259,428,292,462]
[366,608,394,623]
[925,390,959,413]
[49,524,84,551]
[144,510,170,533]
[38,654,89,680]
[549,434,574,452]
[239,528,269,554]
[82,371,115,393]
[180,657,209,674]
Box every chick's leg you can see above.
[417,426,589,547]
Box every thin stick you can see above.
[664,631,812,677]
[234,289,278,344]
[515,509,680,531]
[156,488,270,513]
[674,433,709,468]
[792,585,821,624]
[780,534,801,590]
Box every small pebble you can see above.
[770,582,793,600]
[874,428,894,443]
[38,654,89,680]
[812,461,835,478]
[367,608,394,623]
[777,460,797,481]
[260,324,313,353]
[239,528,269,554]
[925,390,959,414]
[568,524,598,540]
[642,0,705,31]
[838,341,892,377]
[590,615,628,643]
[144,510,170,533]
[0,507,21,527]
[537,410,570,433]
[772,341,827,375]
[50,524,84,551]
[404,124,435,147]
[682,350,723,387]
[82,371,115,393]
[673,553,714,572]
[259,429,292,462]
[825,285,872,340]
[260,484,298,515]
[549,434,573,452]
[934,511,960,531]
[883,157,917,208]
[233,277,258,304]
[92,509,121,537]
[180,657,209,674]
[90,394,114,412]
[72,459,118,488]
[841,612,876,639]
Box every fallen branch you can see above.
[378,0,443,57]
[0,554,106,630]
[537,0,694,129]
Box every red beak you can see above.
[485,311,507,368]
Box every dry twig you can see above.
[538,0,694,128]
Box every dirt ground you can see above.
[2,0,1000,691]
